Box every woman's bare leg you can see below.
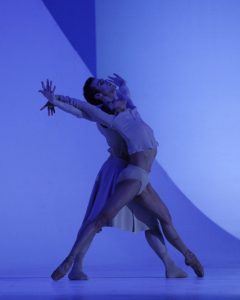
[51,179,203,280]
[51,179,141,280]
[138,184,187,254]
[68,221,103,280]
[68,254,88,280]
[138,184,204,277]
[69,225,187,280]
[145,227,187,278]
[67,224,94,280]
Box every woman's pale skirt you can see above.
[82,156,159,232]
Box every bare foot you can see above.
[51,256,74,281]
[165,262,188,278]
[184,249,204,277]
[68,270,88,280]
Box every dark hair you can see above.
[83,76,114,115]
[83,77,101,105]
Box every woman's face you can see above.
[91,78,116,100]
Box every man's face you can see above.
[91,78,116,102]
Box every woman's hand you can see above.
[108,73,131,101]
[40,101,56,116]
[38,79,56,103]
[107,73,126,87]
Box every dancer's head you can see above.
[83,77,117,105]
[83,77,127,114]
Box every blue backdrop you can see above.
[0,0,239,277]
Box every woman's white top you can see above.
[52,95,158,155]
[97,124,129,159]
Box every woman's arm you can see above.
[39,79,115,126]
[53,95,93,120]
[51,95,115,127]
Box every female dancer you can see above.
[42,95,188,280]
[39,77,204,279]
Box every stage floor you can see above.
[0,268,239,300]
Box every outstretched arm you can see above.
[39,79,115,126]
[54,95,94,120]
[39,94,92,119]
[52,95,115,126]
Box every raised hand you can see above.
[108,73,131,102]
[107,73,126,87]
[38,79,56,103]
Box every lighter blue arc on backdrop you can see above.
[95,0,240,240]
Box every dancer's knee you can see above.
[93,212,110,231]
[159,212,172,225]
[145,226,160,236]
